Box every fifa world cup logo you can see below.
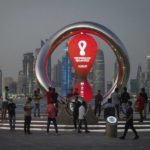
[78,40,86,56]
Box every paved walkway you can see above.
[1,108,150,150]
[0,130,150,150]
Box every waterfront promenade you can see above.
[0,129,150,150]
[1,98,150,150]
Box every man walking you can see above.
[2,86,9,120]
[111,88,120,119]
[141,88,148,119]
[8,99,16,131]
[94,90,103,118]
[120,101,139,140]
[121,87,130,115]
[52,88,58,116]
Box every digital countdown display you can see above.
[68,33,98,102]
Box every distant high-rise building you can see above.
[93,49,105,95]
[106,81,113,92]
[140,72,146,89]
[145,55,150,96]
[136,65,146,91]
[146,55,150,81]
[61,52,72,97]
[130,79,138,94]
[51,60,62,87]
[9,81,17,94]
[33,48,41,90]
[136,65,142,92]
[23,52,34,95]
[17,70,26,95]
[0,69,2,96]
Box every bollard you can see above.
[106,116,117,138]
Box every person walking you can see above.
[24,97,33,134]
[7,99,16,131]
[135,93,144,122]
[46,103,58,134]
[120,101,139,140]
[52,88,58,116]
[94,90,103,118]
[46,87,53,104]
[33,89,42,117]
[72,95,80,129]
[141,88,148,119]
[111,88,121,119]
[78,101,90,133]
[121,87,130,115]
[2,86,9,120]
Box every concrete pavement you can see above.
[0,130,150,150]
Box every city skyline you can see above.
[0,0,150,81]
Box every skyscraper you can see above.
[23,52,34,95]
[52,59,61,87]
[106,81,112,92]
[17,70,26,95]
[146,55,150,81]
[136,65,142,92]
[93,49,105,95]
[130,79,138,94]
[0,69,2,96]
[61,52,72,97]
[145,55,150,96]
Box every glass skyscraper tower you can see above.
[0,69,2,96]
[61,50,72,97]
[93,49,105,95]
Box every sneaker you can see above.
[134,135,139,140]
[120,136,125,139]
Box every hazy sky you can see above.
[0,0,150,81]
